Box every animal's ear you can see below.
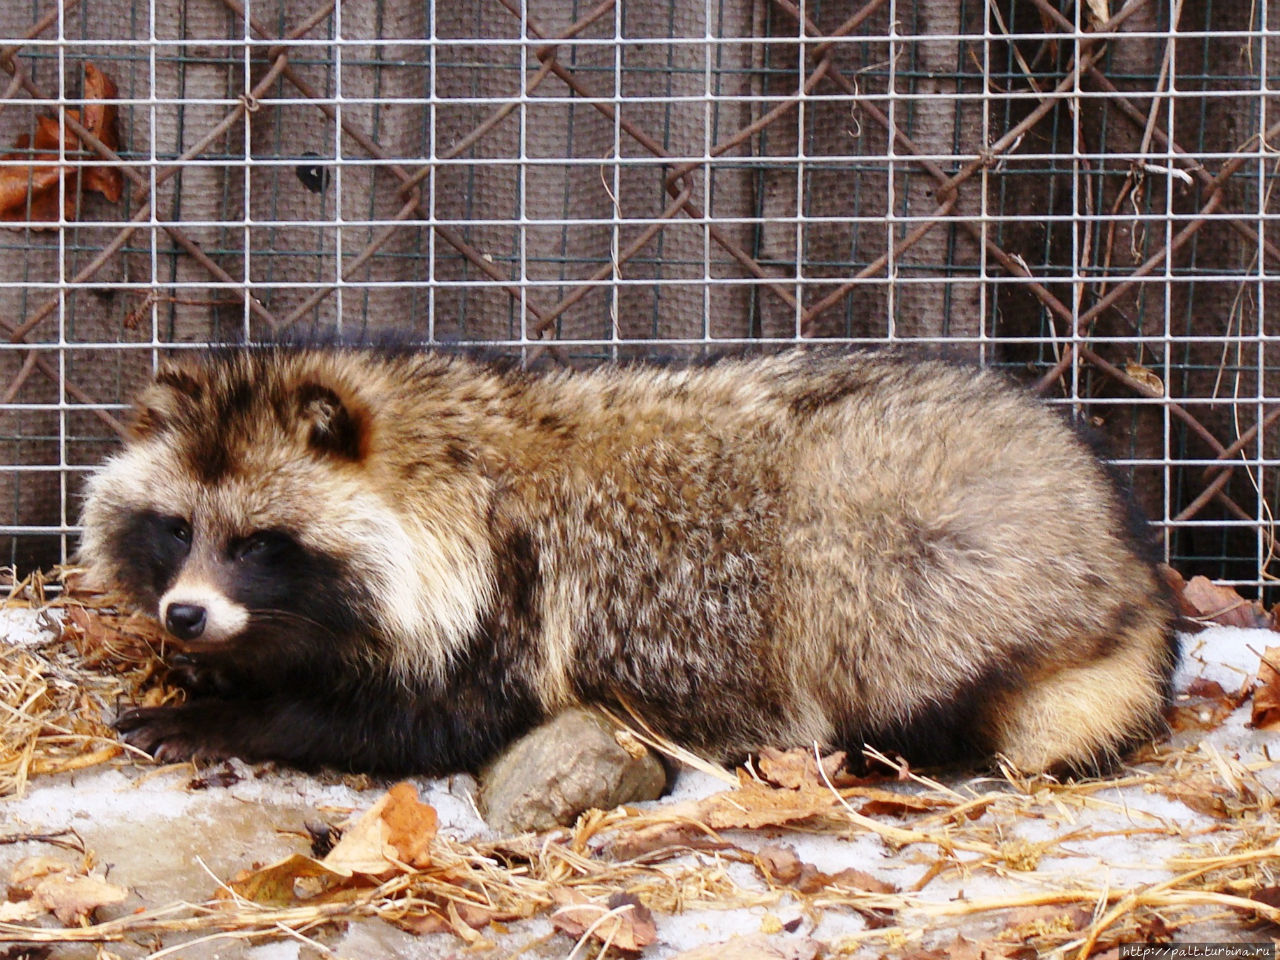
[296,380,370,461]
[128,362,203,440]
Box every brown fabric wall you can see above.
[1,0,1277,587]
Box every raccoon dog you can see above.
[80,347,1178,776]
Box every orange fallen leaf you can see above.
[756,746,852,790]
[323,780,436,875]
[79,63,123,202]
[696,776,842,830]
[756,843,806,884]
[549,888,656,953]
[381,781,438,868]
[0,62,122,225]
[1181,576,1268,629]
[1168,676,1250,732]
[1244,884,1280,924]
[754,843,895,896]
[228,781,438,908]
[627,749,930,835]
[225,853,356,906]
[1135,911,1175,940]
[949,932,1036,959]
[1158,564,1202,625]
[1251,646,1280,730]
[1123,360,1164,396]
[391,892,537,937]
[604,819,728,860]
[856,790,951,817]
[1159,776,1237,819]
[0,151,64,221]
[7,856,128,925]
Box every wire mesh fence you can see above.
[1,0,1277,596]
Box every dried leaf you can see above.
[188,761,243,790]
[380,781,438,868]
[39,875,126,926]
[1123,360,1163,396]
[33,115,72,152]
[7,857,127,925]
[696,777,840,830]
[0,152,65,222]
[756,746,851,789]
[756,844,804,884]
[857,791,949,817]
[630,751,925,835]
[79,63,123,202]
[1168,677,1249,732]
[225,853,354,906]
[453,899,521,932]
[393,911,453,936]
[549,888,656,952]
[1158,564,1203,625]
[1181,576,1268,629]
[1135,911,1174,941]
[1238,884,1280,927]
[820,866,897,895]
[1186,677,1230,699]
[323,780,437,875]
[1249,885,1280,909]
[10,855,69,887]
[0,900,43,923]
[0,63,122,226]
[605,820,728,860]
[228,782,437,908]
[1251,647,1280,730]
[1159,777,1235,819]
[754,843,896,896]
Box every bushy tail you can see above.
[980,616,1177,774]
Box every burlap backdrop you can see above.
[1,0,1275,586]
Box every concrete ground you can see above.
[1,609,1278,958]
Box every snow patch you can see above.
[0,623,1276,957]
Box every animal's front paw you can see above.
[165,653,234,698]
[114,705,232,764]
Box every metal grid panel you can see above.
[0,0,1277,595]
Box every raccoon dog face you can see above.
[83,351,497,699]
[80,355,397,667]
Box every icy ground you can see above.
[0,612,1277,958]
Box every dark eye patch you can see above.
[230,529,297,564]
[113,510,193,603]
[222,532,369,641]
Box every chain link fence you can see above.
[1,0,1277,596]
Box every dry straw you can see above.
[1,569,1278,957]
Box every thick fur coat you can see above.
[79,347,1178,775]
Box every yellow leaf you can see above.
[1123,360,1164,396]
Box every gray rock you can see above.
[478,708,667,833]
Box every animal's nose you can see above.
[165,603,207,641]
